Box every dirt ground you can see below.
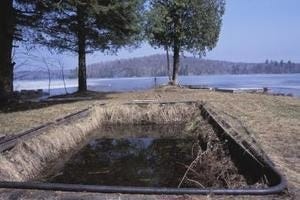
[0,87,299,199]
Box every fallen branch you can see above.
[186,178,205,188]
[178,151,206,188]
[176,162,202,178]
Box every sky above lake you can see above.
[16,0,300,70]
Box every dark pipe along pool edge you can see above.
[0,101,287,195]
[0,134,287,195]
[0,177,287,195]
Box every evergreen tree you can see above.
[37,0,144,92]
[280,60,284,66]
[0,0,14,95]
[265,59,269,65]
[146,0,225,84]
[0,0,45,95]
[146,2,173,81]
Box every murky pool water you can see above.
[50,137,196,187]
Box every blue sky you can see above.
[16,0,300,70]
[207,0,300,62]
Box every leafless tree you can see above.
[40,56,52,94]
[13,47,70,95]
[57,59,68,94]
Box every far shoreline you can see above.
[13,74,300,97]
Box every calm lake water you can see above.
[14,73,300,97]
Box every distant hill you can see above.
[14,69,75,80]
[87,54,300,78]
[15,54,300,80]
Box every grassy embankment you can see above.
[0,88,299,199]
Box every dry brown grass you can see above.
[0,103,199,182]
[0,88,299,199]
[0,110,100,181]
[116,89,300,193]
[95,103,199,125]
[0,100,97,135]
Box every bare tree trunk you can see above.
[166,46,171,82]
[0,0,15,95]
[41,57,51,95]
[59,61,68,94]
[77,5,87,93]
[47,67,51,94]
[171,44,180,85]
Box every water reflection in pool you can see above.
[50,137,196,187]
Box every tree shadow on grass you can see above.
[0,90,114,113]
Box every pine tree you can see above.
[37,0,144,92]
[0,0,14,95]
[146,0,225,84]
[0,0,46,96]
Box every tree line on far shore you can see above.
[87,56,300,78]
[0,0,225,96]
[15,55,300,80]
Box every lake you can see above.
[14,73,300,97]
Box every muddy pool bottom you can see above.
[47,123,266,189]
